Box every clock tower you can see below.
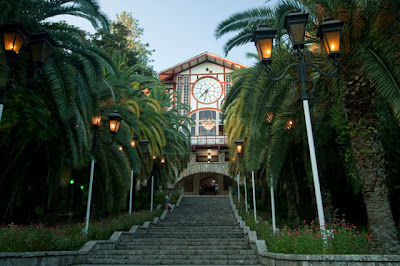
[159,52,248,195]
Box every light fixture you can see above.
[119,146,123,151]
[152,155,156,160]
[70,179,74,185]
[266,112,273,123]
[131,136,137,148]
[207,153,212,159]
[201,118,216,131]
[108,110,122,134]
[252,25,277,65]
[1,21,29,56]
[283,11,309,49]
[140,139,149,156]
[235,138,244,155]
[285,119,293,130]
[30,31,56,72]
[161,153,166,164]
[317,18,344,57]
[92,115,101,127]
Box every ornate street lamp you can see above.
[317,18,344,58]
[252,25,276,65]
[92,115,101,127]
[84,113,123,234]
[252,12,344,241]
[131,136,137,148]
[235,138,244,156]
[234,138,244,204]
[129,136,137,215]
[108,110,122,134]
[283,11,309,49]
[2,21,29,57]
[1,23,56,122]
[30,31,56,78]
[139,139,149,157]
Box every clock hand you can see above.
[200,89,209,99]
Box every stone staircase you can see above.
[81,196,260,265]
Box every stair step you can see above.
[91,254,258,260]
[94,249,257,256]
[115,245,252,251]
[86,258,260,265]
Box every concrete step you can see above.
[116,244,252,250]
[134,232,244,238]
[94,249,257,256]
[91,254,258,261]
[117,240,250,247]
[85,258,260,265]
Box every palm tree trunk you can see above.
[345,74,400,254]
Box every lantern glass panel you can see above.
[322,31,340,54]
[31,42,51,63]
[236,144,243,154]
[256,38,273,60]
[288,23,306,44]
[4,31,24,53]
[109,120,121,134]
[92,116,101,127]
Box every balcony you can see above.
[191,135,228,146]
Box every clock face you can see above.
[193,77,223,104]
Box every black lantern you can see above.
[131,136,137,148]
[30,31,56,71]
[235,138,244,155]
[317,18,344,57]
[140,139,149,156]
[283,11,309,49]
[252,25,277,65]
[1,21,29,57]
[92,115,101,127]
[108,110,122,134]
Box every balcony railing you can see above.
[191,135,227,146]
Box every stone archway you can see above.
[174,172,235,195]
[171,152,235,195]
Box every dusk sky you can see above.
[61,0,273,72]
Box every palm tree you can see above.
[217,0,400,253]
[0,0,112,222]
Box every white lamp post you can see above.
[252,12,344,240]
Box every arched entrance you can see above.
[199,177,218,195]
[174,173,235,195]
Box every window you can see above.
[226,83,232,95]
[177,85,182,102]
[191,113,196,135]
[225,74,231,82]
[184,76,189,83]
[177,76,183,83]
[183,85,189,105]
[198,110,216,136]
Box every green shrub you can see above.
[233,194,370,254]
[0,210,162,252]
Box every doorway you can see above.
[199,177,218,195]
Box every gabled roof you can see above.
[158,52,248,83]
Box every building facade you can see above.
[159,52,247,195]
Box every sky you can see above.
[61,0,273,73]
